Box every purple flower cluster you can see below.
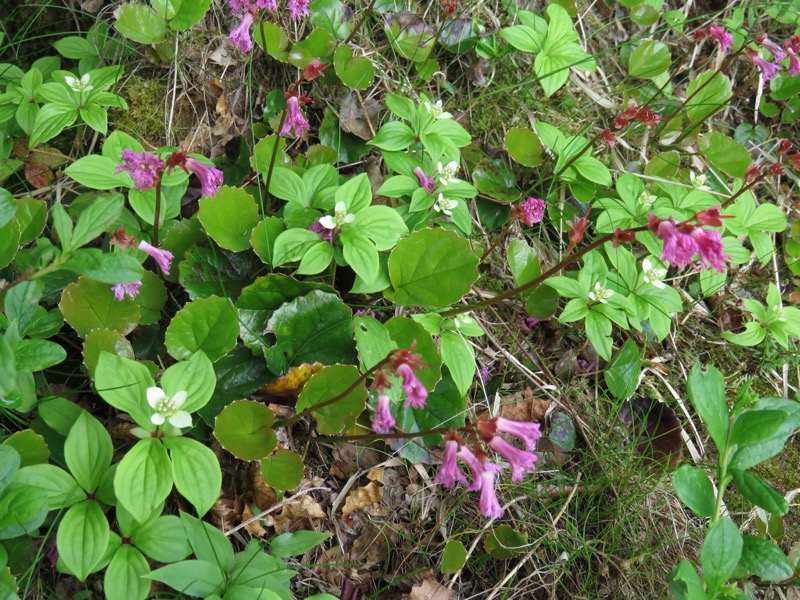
[116,150,165,191]
[369,344,430,434]
[280,96,311,139]
[434,417,542,519]
[741,34,800,82]
[511,197,545,226]
[648,209,729,273]
[226,0,309,52]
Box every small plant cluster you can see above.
[1,0,799,598]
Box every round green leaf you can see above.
[2,430,49,467]
[160,351,216,414]
[250,216,286,266]
[105,545,150,600]
[134,269,167,325]
[213,400,277,461]
[484,525,528,559]
[165,296,239,362]
[628,41,671,79]
[333,45,374,90]
[698,132,752,178]
[163,437,221,518]
[198,186,260,251]
[504,127,543,167]
[60,277,140,338]
[287,28,336,69]
[261,449,304,491]
[114,439,172,523]
[0,220,20,269]
[630,4,659,26]
[740,535,795,582]
[56,500,109,581]
[441,540,467,574]
[82,329,135,376]
[672,464,715,517]
[386,229,479,306]
[114,3,167,44]
[296,364,367,435]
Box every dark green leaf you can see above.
[701,517,742,593]
[686,364,729,456]
[672,464,716,517]
[604,339,641,399]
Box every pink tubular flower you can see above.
[786,47,800,77]
[230,11,254,52]
[287,0,310,20]
[758,35,786,61]
[413,167,437,193]
[372,393,395,434]
[456,445,485,491]
[746,47,783,81]
[116,150,165,191]
[657,220,699,268]
[434,438,469,488]
[706,23,733,53]
[488,435,538,482]
[495,417,542,451]
[280,96,311,139]
[478,470,504,519]
[185,157,224,197]
[256,0,277,8]
[112,281,142,301]
[512,197,545,226]
[397,363,428,408]
[138,241,173,275]
[691,228,729,272]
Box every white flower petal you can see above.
[151,413,166,425]
[335,201,347,212]
[169,411,193,429]
[147,387,165,409]
[652,280,667,289]
[642,259,653,271]
[171,390,188,407]
[343,213,355,224]
[318,215,336,229]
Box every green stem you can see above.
[711,413,737,524]
[152,179,162,247]
[319,426,453,443]
[275,356,392,428]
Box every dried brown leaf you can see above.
[403,579,456,600]
[342,482,382,518]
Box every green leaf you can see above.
[65,412,112,493]
[2,429,49,466]
[333,45,374,89]
[273,229,324,266]
[739,535,795,581]
[165,296,240,362]
[169,0,211,30]
[584,310,612,360]
[297,240,334,275]
[731,469,789,515]
[310,0,354,39]
[38,397,85,436]
[29,103,78,147]
[180,512,235,571]
[146,560,225,597]
[80,103,108,135]
[114,439,172,523]
[198,186,260,251]
[61,247,143,285]
[178,245,259,300]
[15,197,47,245]
[484,525,528,559]
[440,540,467,574]
[0,485,48,539]
[251,217,286,266]
[439,330,475,398]
[604,339,640,399]
[254,21,290,61]
[60,277,140,338]
[500,24,545,53]
[163,437,221,518]
[686,364,729,456]
[94,353,154,428]
[701,517,742,593]
[386,228,479,306]
[11,464,84,509]
[296,365,367,434]
[340,231,379,284]
[368,121,416,151]
[12,339,67,372]
[699,133,752,178]
[0,188,15,228]
[686,71,731,124]
[64,155,130,190]
[628,40,671,78]
[56,501,109,581]
[213,400,277,461]
[263,290,356,375]
[0,220,19,269]
[0,444,18,493]
[668,560,705,600]
[160,351,216,414]
[505,127,543,167]
[351,205,408,251]
[130,515,191,563]
[728,407,796,470]
[104,545,150,600]
[114,3,167,44]
[287,28,336,69]
[269,531,332,558]
[672,464,716,517]
[261,449,305,491]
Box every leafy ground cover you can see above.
[1,0,800,598]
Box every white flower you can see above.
[424,99,452,120]
[147,387,192,428]
[318,201,356,230]
[588,282,614,304]
[690,171,710,191]
[437,160,460,185]
[454,314,474,329]
[433,194,458,216]
[639,190,657,205]
[65,74,93,92]
[642,258,667,289]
